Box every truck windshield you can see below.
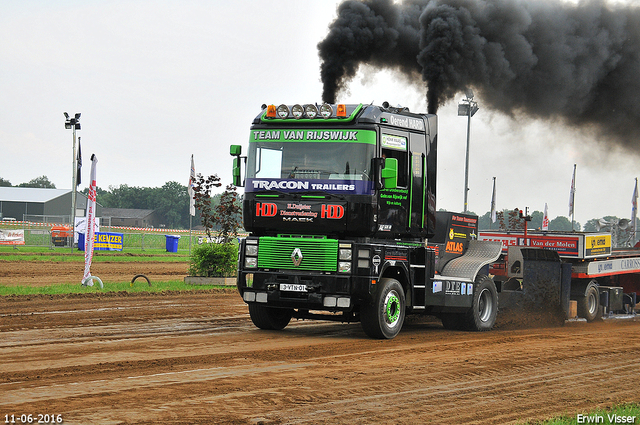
[247,141,375,182]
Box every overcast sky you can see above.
[1,0,638,227]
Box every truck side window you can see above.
[382,148,408,188]
[381,133,408,188]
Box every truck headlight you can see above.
[338,261,351,273]
[245,257,258,268]
[245,244,258,256]
[339,248,352,261]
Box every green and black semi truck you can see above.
[230,102,503,339]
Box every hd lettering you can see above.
[255,202,345,223]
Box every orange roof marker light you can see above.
[336,104,347,117]
[266,104,277,118]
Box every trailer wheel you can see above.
[360,278,406,339]
[577,280,602,322]
[248,304,293,330]
[464,275,498,331]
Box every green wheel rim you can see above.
[384,291,400,326]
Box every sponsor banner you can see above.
[381,134,407,151]
[0,229,25,245]
[587,257,640,276]
[444,215,477,254]
[432,280,473,296]
[479,232,580,257]
[585,234,611,257]
[79,232,123,251]
[246,178,373,195]
[250,129,376,144]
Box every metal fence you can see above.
[1,222,203,252]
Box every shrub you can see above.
[188,242,238,277]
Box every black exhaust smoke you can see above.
[319,0,640,148]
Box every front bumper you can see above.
[237,270,372,311]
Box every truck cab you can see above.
[230,102,501,338]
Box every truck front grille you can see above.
[258,237,338,271]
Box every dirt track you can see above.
[2,261,640,424]
[0,260,189,286]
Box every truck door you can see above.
[378,131,410,235]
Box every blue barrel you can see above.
[165,235,180,252]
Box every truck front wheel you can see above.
[360,278,406,339]
[464,275,498,331]
[248,304,293,330]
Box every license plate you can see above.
[280,284,307,292]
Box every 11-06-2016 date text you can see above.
[4,414,63,424]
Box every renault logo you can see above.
[291,248,303,267]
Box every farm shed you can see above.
[100,208,160,228]
[0,187,102,222]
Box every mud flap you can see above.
[497,249,570,328]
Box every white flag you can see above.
[83,154,98,283]
[490,177,497,223]
[632,178,638,244]
[569,164,576,216]
[188,155,196,216]
[542,203,549,231]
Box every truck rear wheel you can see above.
[576,280,602,322]
[464,275,498,331]
[360,278,406,339]
[248,304,293,330]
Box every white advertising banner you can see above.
[74,216,100,244]
[83,155,98,284]
[0,229,25,245]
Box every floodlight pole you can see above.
[463,106,471,213]
[65,112,81,251]
[458,92,478,213]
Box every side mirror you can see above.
[230,145,242,156]
[230,145,244,187]
[381,158,398,189]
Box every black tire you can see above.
[464,275,498,331]
[248,304,293,330]
[577,280,602,322]
[360,278,406,339]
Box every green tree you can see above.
[86,183,191,229]
[212,184,242,243]
[529,210,543,230]
[477,211,492,230]
[193,174,222,237]
[549,216,580,231]
[18,175,56,188]
[0,177,11,187]
[155,181,189,229]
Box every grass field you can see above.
[0,245,190,262]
